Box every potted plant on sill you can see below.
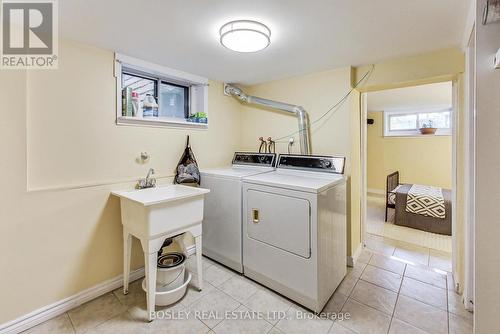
[419,120,437,135]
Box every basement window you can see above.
[115,53,208,129]
[383,108,452,137]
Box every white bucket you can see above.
[142,271,192,306]
[156,253,186,291]
[157,266,185,291]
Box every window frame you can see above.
[383,107,452,137]
[115,53,208,129]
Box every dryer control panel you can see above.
[232,152,276,167]
[277,154,345,174]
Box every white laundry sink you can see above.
[112,184,210,320]
[112,185,210,238]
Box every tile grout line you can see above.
[348,250,452,332]
[386,243,436,268]
[386,263,407,334]
[65,312,77,334]
[348,255,370,296]
[367,261,406,276]
[366,256,448,292]
[335,262,367,334]
[446,271,450,334]
[358,264,401,294]
[340,259,406,333]
[397,282,449,312]
[212,274,287,330]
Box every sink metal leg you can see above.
[194,235,203,291]
[123,229,132,295]
[144,251,158,322]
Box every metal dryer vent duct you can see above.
[224,83,311,155]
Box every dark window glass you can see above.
[159,81,189,119]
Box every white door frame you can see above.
[360,93,368,248]
[463,25,476,311]
[451,79,458,283]
[360,82,459,276]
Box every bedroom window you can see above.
[384,108,451,137]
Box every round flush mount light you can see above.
[219,20,271,53]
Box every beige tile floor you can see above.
[364,232,452,272]
[25,253,472,334]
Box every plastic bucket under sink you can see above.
[156,253,186,290]
[142,271,192,306]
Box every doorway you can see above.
[360,81,457,273]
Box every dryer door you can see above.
[246,189,311,258]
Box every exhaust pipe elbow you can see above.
[224,84,249,102]
[293,106,307,117]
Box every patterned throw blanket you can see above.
[405,184,446,219]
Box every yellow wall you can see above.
[240,67,353,156]
[240,67,361,255]
[367,111,452,191]
[355,48,465,92]
[0,40,241,323]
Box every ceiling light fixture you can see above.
[219,20,271,53]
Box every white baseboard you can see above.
[367,188,385,196]
[0,267,145,334]
[347,243,363,267]
[1,245,197,334]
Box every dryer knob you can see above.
[322,160,332,168]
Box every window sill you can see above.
[383,133,451,138]
[117,116,208,130]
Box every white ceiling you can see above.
[59,0,470,85]
[367,82,453,111]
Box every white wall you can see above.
[474,1,500,331]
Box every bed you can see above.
[386,172,452,236]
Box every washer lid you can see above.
[200,153,276,180]
[200,166,274,179]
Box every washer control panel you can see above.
[277,154,345,174]
[232,152,276,167]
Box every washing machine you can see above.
[200,152,276,272]
[242,154,347,312]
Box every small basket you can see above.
[419,127,437,135]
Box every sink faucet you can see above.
[136,168,156,189]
